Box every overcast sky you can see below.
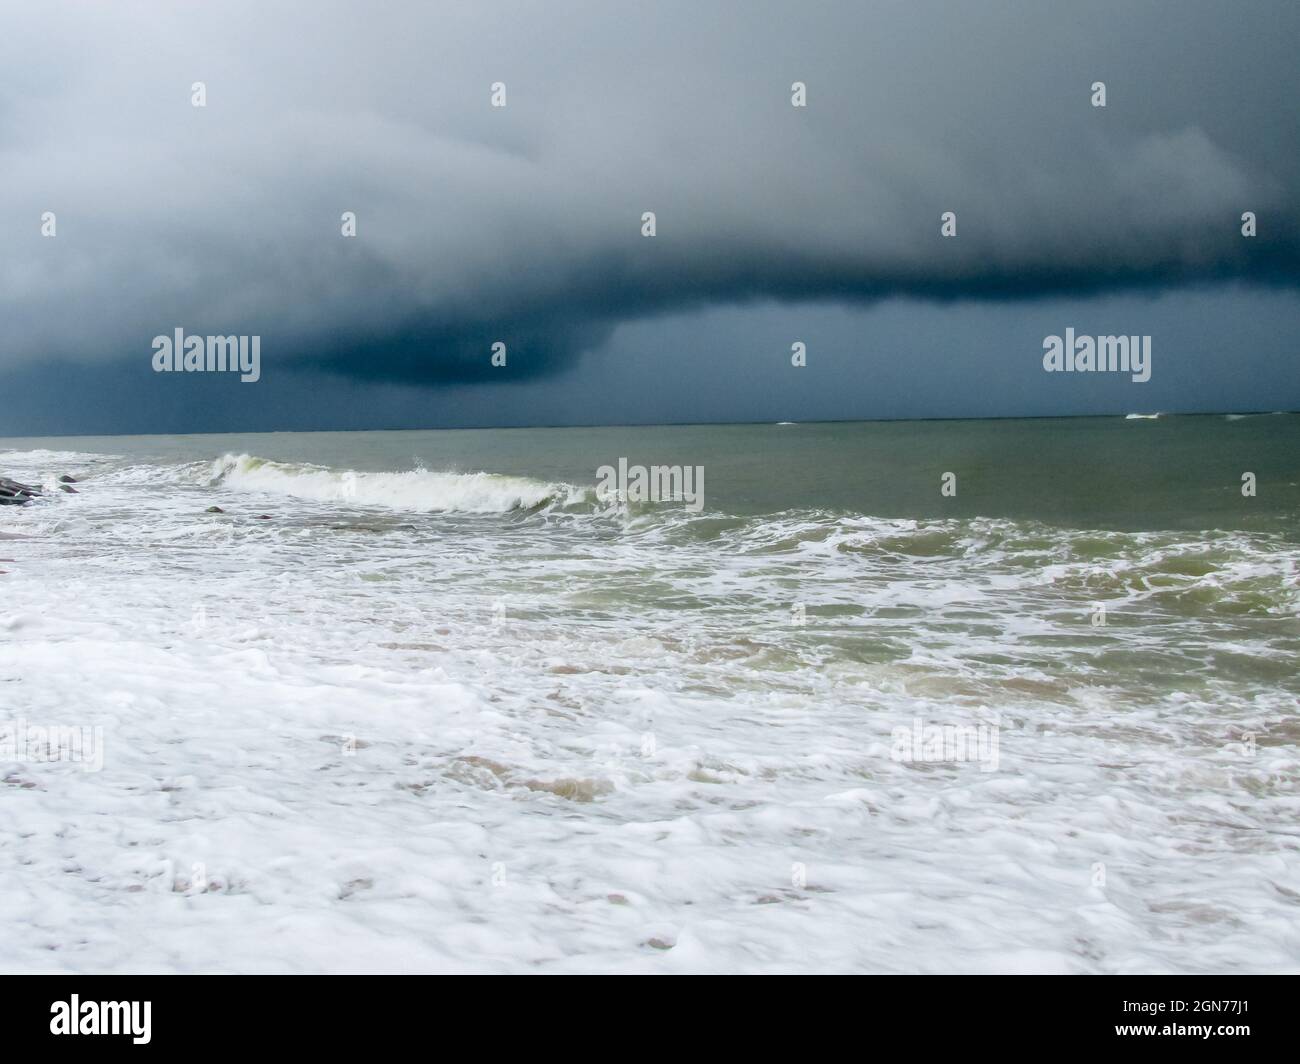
[1,0,1297,436]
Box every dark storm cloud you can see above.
[1,0,1298,387]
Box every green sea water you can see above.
[5,412,1299,529]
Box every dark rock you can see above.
[58,484,78,493]
[0,477,42,505]
[205,506,225,513]
[255,514,272,520]
[59,474,78,484]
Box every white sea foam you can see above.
[0,448,120,467]
[206,453,584,513]
[1,439,1297,973]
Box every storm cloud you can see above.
[1,0,1298,394]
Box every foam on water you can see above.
[203,453,585,513]
[1,438,1297,973]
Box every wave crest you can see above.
[206,453,584,514]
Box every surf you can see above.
[205,453,584,514]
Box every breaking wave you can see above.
[205,453,586,514]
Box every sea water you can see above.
[0,415,1297,972]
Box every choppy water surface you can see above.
[1,415,1297,972]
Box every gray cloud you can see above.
[1,0,1297,388]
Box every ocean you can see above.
[1,414,1297,972]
